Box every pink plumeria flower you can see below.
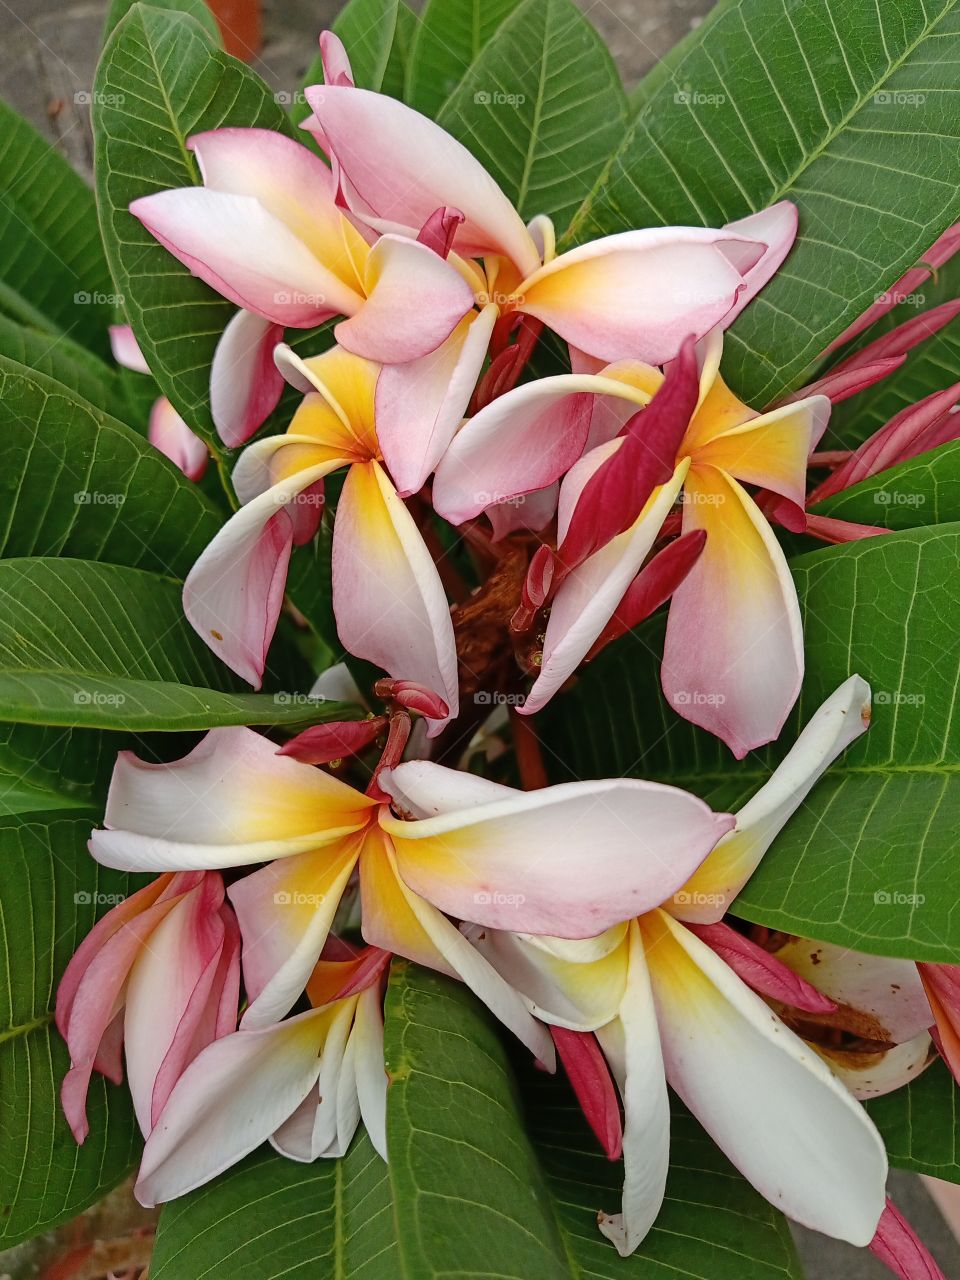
[86,724,733,1057]
[109,325,209,480]
[436,328,831,756]
[465,678,887,1255]
[181,344,458,731]
[133,944,391,1205]
[56,870,239,1143]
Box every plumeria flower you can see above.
[435,328,830,756]
[109,325,208,480]
[87,724,734,1061]
[182,344,458,731]
[465,678,886,1254]
[56,870,239,1143]
[133,942,391,1205]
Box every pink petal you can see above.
[716,201,798,325]
[334,234,476,364]
[109,324,150,374]
[831,299,960,375]
[149,398,208,481]
[302,83,540,276]
[210,309,285,447]
[551,1027,623,1160]
[870,1198,946,1280]
[784,357,906,406]
[918,964,960,1085]
[687,922,837,1014]
[279,718,387,765]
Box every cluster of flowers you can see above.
[61,29,960,1274]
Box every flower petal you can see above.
[376,305,498,496]
[148,397,208,482]
[673,676,871,919]
[134,1008,328,1205]
[332,460,459,734]
[517,227,767,364]
[303,84,540,276]
[91,727,374,872]
[109,324,150,374]
[210,308,285,447]
[335,234,476,364]
[662,466,803,757]
[381,770,733,937]
[271,998,359,1159]
[717,201,798,324]
[643,910,887,1246]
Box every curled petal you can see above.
[717,201,798,324]
[870,1197,947,1280]
[109,324,150,374]
[149,397,208,482]
[210,309,285,447]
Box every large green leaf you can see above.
[151,1136,399,1279]
[406,0,522,117]
[568,0,960,406]
[94,5,292,447]
[383,961,573,1277]
[812,440,960,530]
[0,358,222,578]
[539,524,960,960]
[0,814,143,1246]
[868,1059,960,1184]
[102,0,221,46]
[0,99,113,357]
[0,558,351,732]
[0,314,128,422]
[436,0,627,231]
[524,1066,803,1280]
[291,0,403,133]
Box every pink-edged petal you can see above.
[643,910,887,1246]
[123,874,227,1133]
[517,227,767,364]
[870,1197,947,1280]
[717,201,798,325]
[431,372,643,525]
[380,761,516,818]
[332,460,459,735]
[381,768,733,937]
[279,718,387,765]
[91,727,374,873]
[376,304,497,496]
[109,324,150,374]
[183,461,336,687]
[823,1032,934,1102]
[318,30,354,87]
[832,299,960,379]
[551,1028,623,1160]
[486,483,559,539]
[335,234,475,364]
[149,397,208,482]
[352,983,389,1159]
[210,308,285,447]
[130,188,359,326]
[784,357,906,407]
[271,997,359,1160]
[662,466,803,757]
[673,677,871,920]
[359,826,554,1065]
[918,963,960,1085]
[522,460,689,716]
[688,922,837,1014]
[303,84,540,276]
[229,838,363,1029]
[135,1008,329,1205]
[597,920,669,1256]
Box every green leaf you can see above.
[102,0,221,46]
[381,2,418,101]
[0,724,114,816]
[868,1059,960,1184]
[291,0,402,131]
[94,5,292,446]
[0,98,113,357]
[811,440,960,530]
[0,358,222,579]
[436,0,627,231]
[524,1065,803,1280]
[0,813,143,1246]
[0,314,128,421]
[827,257,960,450]
[0,558,352,732]
[383,961,573,1277]
[539,523,960,960]
[151,1136,400,1279]
[406,0,522,117]
[568,0,960,406]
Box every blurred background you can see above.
[0,0,959,1276]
